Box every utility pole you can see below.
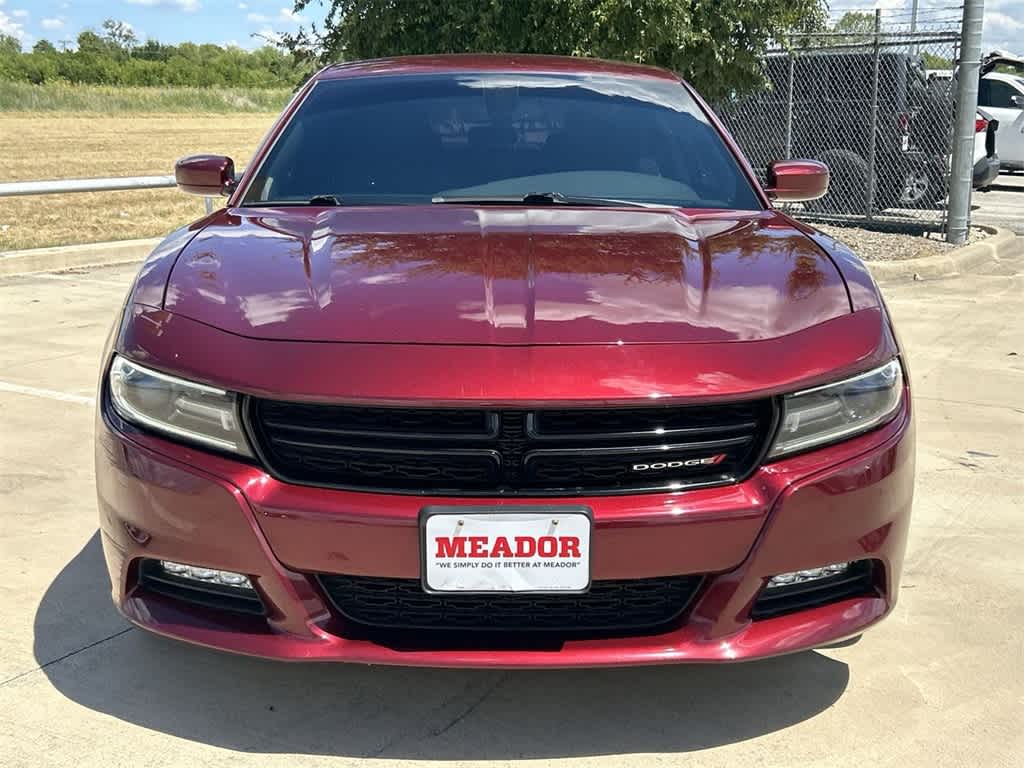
[911,0,920,57]
[947,0,985,245]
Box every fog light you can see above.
[767,562,850,588]
[159,560,253,590]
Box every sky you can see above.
[1,0,327,50]
[1,0,1021,54]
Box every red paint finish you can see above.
[119,304,894,405]
[163,208,850,346]
[97,396,912,666]
[96,55,915,666]
[765,160,831,202]
[318,54,687,82]
[174,154,235,197]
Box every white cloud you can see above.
[125,0,201,11]
[986,10,1024,35]
[237,2,247,7]
[247,12,270,23]
[828,0,1024,54]
[41,16,64,30]
[12,7,27,18]
[279,7,303,23]
[0,8,27,42]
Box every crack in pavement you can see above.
[915,395,1024,412]
[0,627,135,688]
[366,671,509,758]
[427,671,508,740]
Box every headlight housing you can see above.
[108,355,252,457]
[769,359,904,459]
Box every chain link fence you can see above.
[717,11,963,232]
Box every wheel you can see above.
[885,158,946,210]
[899,169,932,205]
[803,149,871,215]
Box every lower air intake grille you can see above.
[751,560,880,620]
[317,574,703,634]
[138,559,265,615]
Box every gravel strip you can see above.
[813,224,989,261]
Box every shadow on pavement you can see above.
[983,183,1024,193]
[35,533,850,760]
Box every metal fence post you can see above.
[784,50,795,159]
[947,0,985,244]
[864,9,882,220]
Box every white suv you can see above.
[979,53,1024,172]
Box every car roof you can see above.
[983,71,1024,87]
[316,54,681,82]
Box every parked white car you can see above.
[973,109,1000,190]
[979,52,1024,171]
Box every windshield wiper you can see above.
[431,192,653,208]
[242,194,342,207]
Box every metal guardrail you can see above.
[0,175,177,197]
[0,174,221,214]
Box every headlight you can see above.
[108,356,252,456]
[769,359,904,459]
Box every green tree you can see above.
[283,0,827,99]
[832,11,875,36]
[0,33,315,87]
[0,34,22,58]
[922,52,953,70]
[76,30,115,56]
[102,19,139,52]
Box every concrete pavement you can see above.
[973,171,1024,234]
[0,255,1022,768]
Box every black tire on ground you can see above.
[803,149,871,215]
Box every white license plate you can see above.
[421,507,592,593]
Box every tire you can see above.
[804,149,871,215]
[881,158,946,210]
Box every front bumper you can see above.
[96,396,914,667]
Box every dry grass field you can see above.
[0,113,277,251]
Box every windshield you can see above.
[241,72,762,210]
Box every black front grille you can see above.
[318,574,703,634]
[246,399,776,495]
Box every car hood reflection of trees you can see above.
[162,206,850,345]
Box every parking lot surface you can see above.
[1,251,1022,768]
[974,171,1024,234]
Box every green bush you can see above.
[0,30,309,89]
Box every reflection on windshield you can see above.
[242,72,761,211]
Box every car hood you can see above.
[164,206,851,345]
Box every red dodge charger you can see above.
[95,55,914,666]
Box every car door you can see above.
[979,76,1024,167]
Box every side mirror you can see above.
[765,159,830,203]
[175,154,236,197]
[1011,94,1024,108]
